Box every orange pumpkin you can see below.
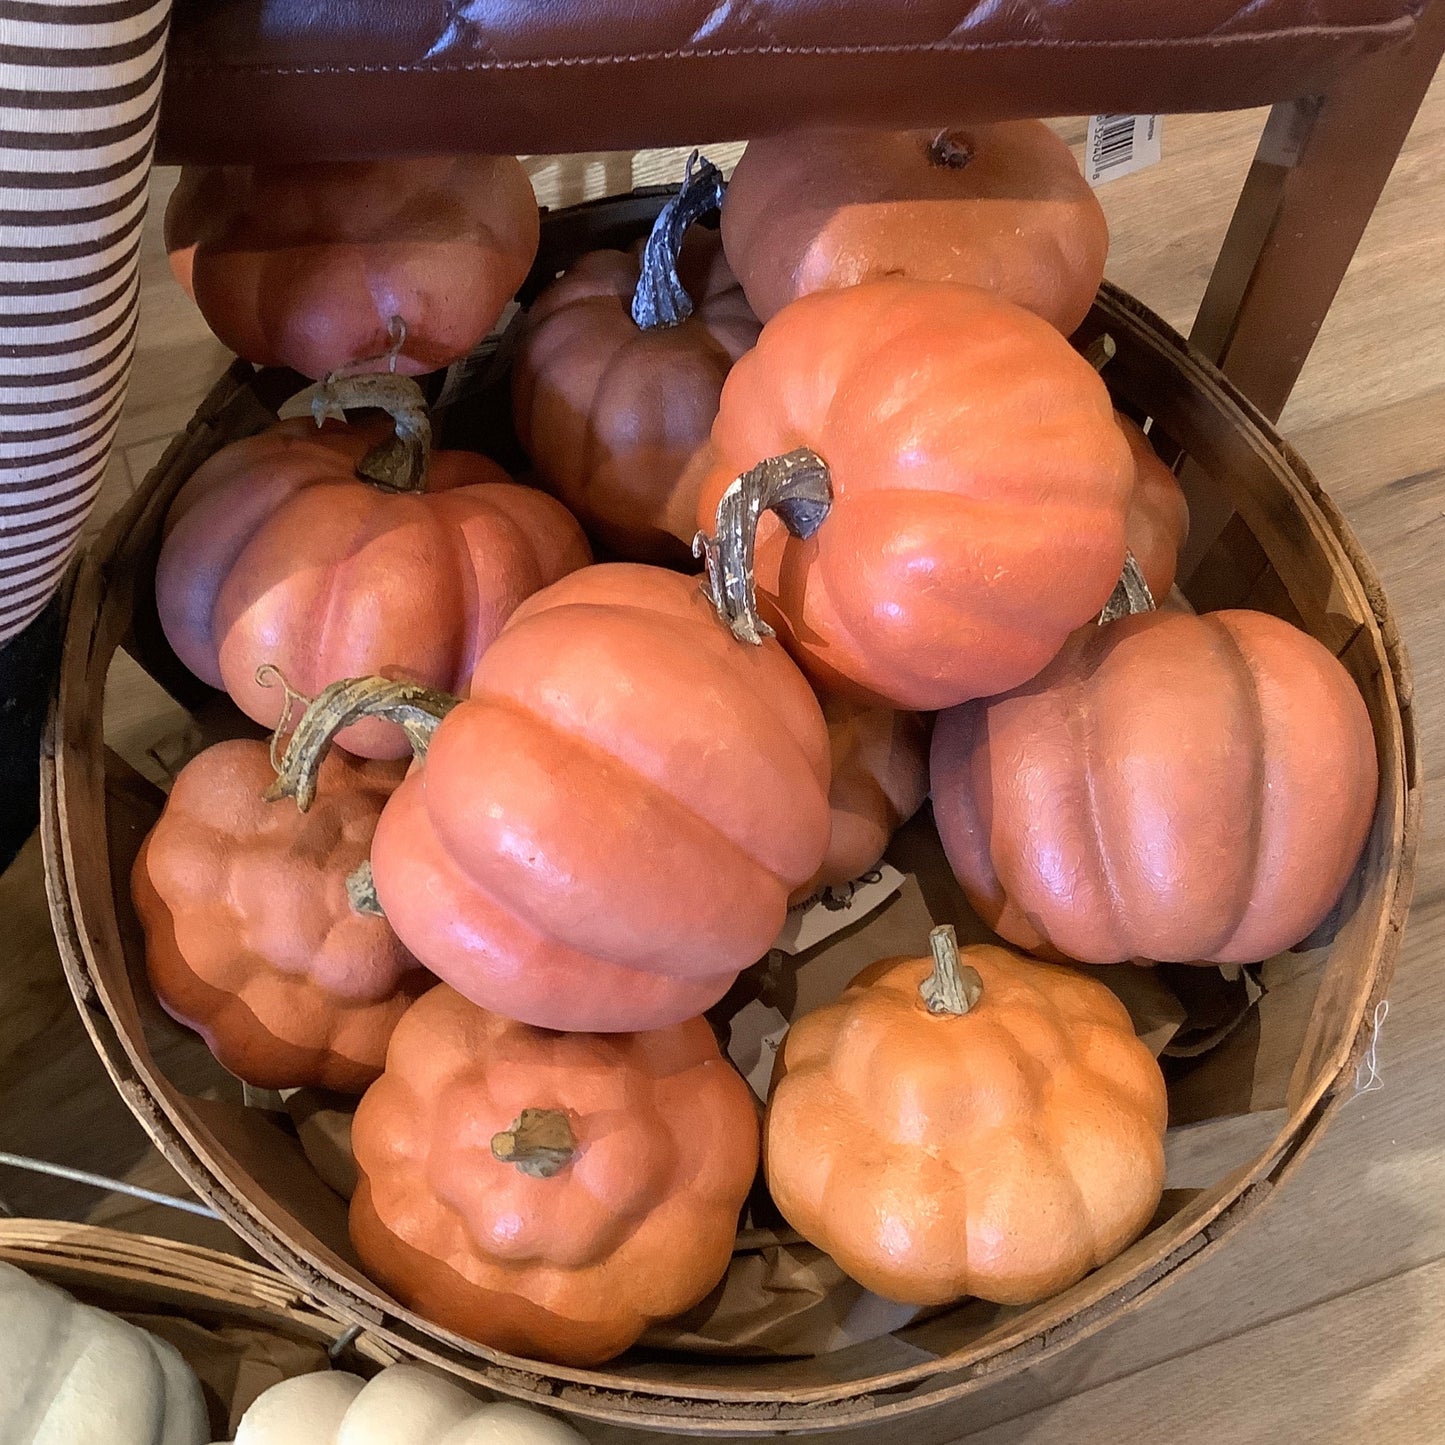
[765,927,1167,1306]
[156,376,590,760]
[269,564,832,1033]
[691,281,1134,710]
[795,694,930,902]
[132,740,430,1092]
[931,607,1378,965]
[165,157,539,378]
[1117,412,1189,600]
[721,122,1108,333]
[513,159,760,564]
[1082,335,1189,600]
[350,984,759,1365]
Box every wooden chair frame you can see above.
[1181,0,1444,571]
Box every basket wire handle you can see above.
[0,1151,219,1220]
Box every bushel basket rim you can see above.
[0,1216,395,1363]
[41,192,1418,1435]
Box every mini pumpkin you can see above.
[514,156,760,564]
[765,927,1167,1306]
[225,1362,584,1445]
[1082,334,1189,600]
[796,694,930,902]
[166,157,539,378]
[691,280,1134,710]
[931,604,1378,965]
[1117,411,1189,600]
[721,121,1108,333]
[269,563,831,1033]
[349,985,759,1365]
[133,738,430,1092]
[0,1261,209,1445]
[156,375,590,759]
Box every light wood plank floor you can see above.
[2,82,1443,1442]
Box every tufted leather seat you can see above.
[157,0,1425,162]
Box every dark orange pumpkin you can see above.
[1082,335,1188,600]
[269,564,832,1033]
[691,281,1134,710]
[721,121,1108,333]
[132,739,430,1092]
[1117,412,1189,600]
[165,157,540,378]
[350,984,759,1365]
[931,607,1379,965]
[155,376,590,760]
[795,694,930,902]
[513,159,760,564]
[765,927,1167,1306]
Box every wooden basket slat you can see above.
[0,1218,394,1357]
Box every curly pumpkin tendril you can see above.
[255,664,313,776]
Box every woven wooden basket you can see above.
[41,192,1419,1435]
[0,1218,393,1436]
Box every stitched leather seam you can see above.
[164,20,1415,76]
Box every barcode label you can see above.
[1086,114,1163,185]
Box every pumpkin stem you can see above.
[1084,333,1157,625]
[1083,332,1118,372]
[346,860,386,918]
[312,372,432,493]
[491,1108,578,1179]
[928,130,975,169]
[1098,552,1157,624]
[692,449,833,645]
[631,149,727,330]
[920,925,984,1017]
[265,675,460,813]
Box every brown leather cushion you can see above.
[157,0,1424,163]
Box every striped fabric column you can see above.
[0,0,170,646]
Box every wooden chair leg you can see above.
[1179,0,1445,577]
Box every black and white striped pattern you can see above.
[0,0,169,645]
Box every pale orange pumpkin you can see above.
[765,927,1167,1306]
[166,156,539,378]
[691,281,1134,710]
[350,984,759,1365]
[795,694,930,902]
[266,564,832,1033]
[132,739,429,1092]
[721,121,1108,333]
[155,376,590,759]
[931,607,1378,965]
[1118,413,1189,600]
[514,158,759,564]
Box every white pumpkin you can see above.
[0,1260,209,1445]
[221,1364,585,1445]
